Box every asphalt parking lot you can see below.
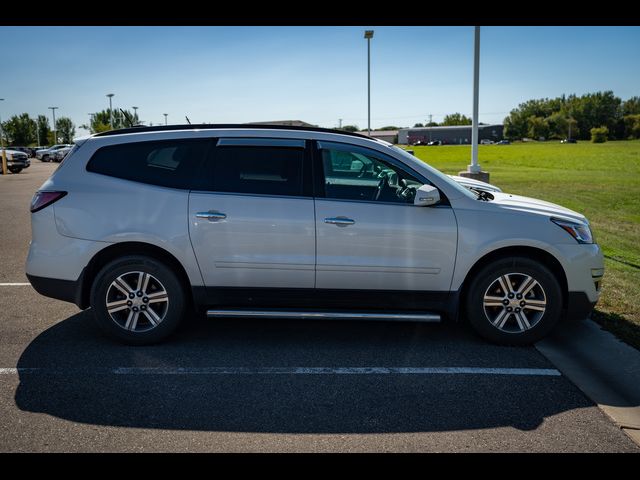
[0,161,638,452]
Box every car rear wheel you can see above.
[90,255,186,345]
[9,167,23,174]
[465,257,562,345]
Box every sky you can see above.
[1,26,639,134]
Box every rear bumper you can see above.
[27,270,85,308]
[565,291,597,321]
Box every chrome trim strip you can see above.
[214,262,313,271]
[206,309,441,322]
[316,265,440,274]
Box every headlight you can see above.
[551,217,594,244]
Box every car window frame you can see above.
[312,140,449,207]
[191,137,313,199]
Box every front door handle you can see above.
[324,216,355,227]
[196,211,227,222]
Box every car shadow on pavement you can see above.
[14,309,594,434]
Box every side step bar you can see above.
[206,309,441,322]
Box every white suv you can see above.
[26,125,604,345]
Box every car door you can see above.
[188,137,316,288]
[314,140,457,292]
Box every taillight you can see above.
[30,191,67,213]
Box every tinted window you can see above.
[320,145,423,204]
[207,146,304,196]
[87,139,210,189]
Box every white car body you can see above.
[26,126,603,345]
[448,175,503,193]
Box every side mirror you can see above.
[414,184,440,207]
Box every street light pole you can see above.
[132,106,139,125]
[48,106,58,145]
[459,26,489,183]
[163,113,168,126]
[364,30,374,136]
[106,93,114,129]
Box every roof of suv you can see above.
[93,123,371,140]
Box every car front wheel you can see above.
[90,255,186,345]
[466,257,562,345]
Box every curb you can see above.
[536,319,640,447]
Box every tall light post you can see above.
[163,113,168,125]
[87,113,95,133]
[459,26,489,183]
[35,115,41,146]
[106,93,114,129]
[48,106,58,145]
[132,106,139,125]
[364,30,374,136]
[0,98,6,174]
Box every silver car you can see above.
[26,125,603,345]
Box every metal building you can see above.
[398,124,504,145]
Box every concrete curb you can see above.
[536,319,640,446]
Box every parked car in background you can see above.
[8,146,32,157]
[52,145,74,162]
[427,140,442,146]
[496,140,510,145]
[561,138,577,144]
[36,144,73,162]
[480,139,494,145]
[27,124,603,346]
[0,148,31,174]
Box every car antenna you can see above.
[120,109,134,128]
[185,116,191,125]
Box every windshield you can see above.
[389,145,477,199]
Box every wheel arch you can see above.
[459,246,569,313]
[79,241,193,310]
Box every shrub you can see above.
[590,126,609,143]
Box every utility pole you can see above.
[338,118,342,129]
[48,107,58,145]
[428,114,433,142]
[163,113,168,125]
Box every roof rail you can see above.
[93,123,371,139]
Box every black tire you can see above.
[41,155,49,162]
[90,255,186,345]
[465,256,562,345]
[9,167,23,174]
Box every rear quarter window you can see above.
[86,139,210,189]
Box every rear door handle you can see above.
[196,211,227,222]
[324,216,355,227]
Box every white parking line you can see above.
[0,367,561,376]
[0,283,31,286]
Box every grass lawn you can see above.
[407,140,640,349]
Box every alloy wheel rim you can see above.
[105,271,169,332]
[482,272,546,333]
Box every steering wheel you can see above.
[374,173,390,201]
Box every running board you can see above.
[206,309,441,322]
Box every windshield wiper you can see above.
[472,189,493,201]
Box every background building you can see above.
[398,124,504,145]
[357,130,399,143]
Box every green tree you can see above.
[340,125,359,132]
[590,126,609,143]
[441,113,472,126]
[527,116,549,140]
[623,115,640,139]
[413,122,424,128]
[56,117,76,143]
[87,109,138,133]
[622,96,640,115]
[379,125,399,131]
[425,121,438,127]
[3,113,36,145]
[36,115,50,146]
